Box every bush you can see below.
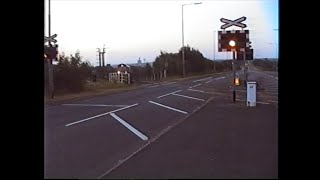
[47,51,93,94]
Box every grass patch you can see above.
[45,80,139,106]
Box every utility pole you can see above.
[97,48,101,67]
[102,44,106,67]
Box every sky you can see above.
[44,0,279,66]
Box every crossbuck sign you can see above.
[44,34,57,43]
[220,17,247,30]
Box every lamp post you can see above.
[182,2,202,77]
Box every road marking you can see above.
[268,75,278,79]
[148,85,160,88]
[148,101,188,114]
[162,82,176,85]
[189,83,202,88]
[96,96,215,179]
[157,90,182,98]
[187,89,205,93]
[205,80,213,83]
[236,99,270,105]
[215,76,226,80]
[65,103,139,127]
[257,102,270,104]
[62,104,128,107]
[110,113,148,141]
[172,93,205,101]
[192,77,212,82]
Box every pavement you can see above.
[44,68,278,178]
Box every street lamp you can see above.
[182,2,202,77]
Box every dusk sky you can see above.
[44,0,278,66]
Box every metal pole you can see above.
[233,51,236,102]
[275,43,278,71]
[102,51,105,67]
[48,0,54,99]
[98,49,101,67]
[243,49,246,86]
[102,45,106,67]
[213,30,216,73]
[182,5,185,77]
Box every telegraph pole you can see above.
[102,44,106,67]
[97,48,101,67]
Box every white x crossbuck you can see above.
[44,34,57,43]
[220,17,247,29]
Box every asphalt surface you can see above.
[44,67,278,178]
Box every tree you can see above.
[52,51,93,93]
[145,63,152,80]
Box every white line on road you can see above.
[189,83,202,88]
[110,113,148,141]
[257,102,270,104]
[205,80,213,83]
[236,99,270,105]
[157,90,182,98]
[162,82,176,85]
[215,76,226,80]
[192,77,212,82]
[187,89,205,93]
[148,85,160,88]
[172,93,205,101]
[268,75,278,79]
[65,103,139,127]
[62,104,128,107]
[148,101,188,114]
